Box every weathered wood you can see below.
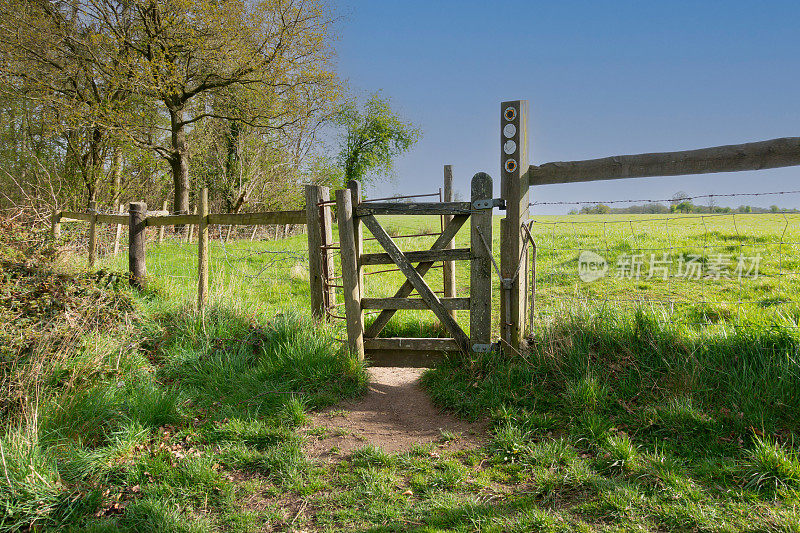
[321,192,336,313]
[198,189,209,309]
[305,185,328,320]
[146,214,198,227]
[128,202,147,287]
[87,201,97,268]
[361,297,470,310]
[364,214,469,338]
[51,210,61,240]
[361,247,471,266]
[112,204,124,255]
[207,210,305,226]
[361,214,469,351]
[500,100,530,350]
[363,337,461,352]
[336,189,365,359]
[157,200,168,244]
[60,211,93,222]
[96,213,129,225]
[348,180,364,292]
[443,165,456,319]
[471,172,493,351]
[147,210,169,216]
[364,349,447,368]
[529,136,800,186]
[355,201,472,216]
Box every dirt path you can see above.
[306,367,485,457]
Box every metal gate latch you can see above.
[472,198,506,210]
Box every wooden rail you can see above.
[361,297,470,310]
[361,247,471,266]
[529,137,800,186]
[355,201,472,216]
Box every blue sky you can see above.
[332,0,800,214]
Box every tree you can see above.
[336,93,420,188]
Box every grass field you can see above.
[3,213,800,531]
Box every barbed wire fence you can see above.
[526,189,800,332]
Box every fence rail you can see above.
[51,187,332,314]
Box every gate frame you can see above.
[337,173,494,366]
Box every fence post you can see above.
[306,185,333,319]
[113,203,124,255]
[88,200,97,268]
[198,188,209,309]
[470,173,493,351]
[51,209,61,240]
[187,206,196,243]
[128,202,147,287]
[336,187,365,360]
[158,200,168,244]
[500,100,530,351]
[443,166,457,319]
[347,180,364,293]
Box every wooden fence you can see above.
[51,186,334,315]
[504,99,800,351]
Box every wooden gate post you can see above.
[128,202,147,287]
[305,185,334,320]
[470,173,493,351]
[336,188,365,360]
[87,200,97,268]
[198,188,209,309]
[443,166,457,319]
[500,100,530,351]
[347,180,364,292]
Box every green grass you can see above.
[4,212,800,531]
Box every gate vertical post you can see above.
[443,166,457,319]
[336,188,365,360]
[305,185,334,320]
[470,173,493,351]
[500,100,530,351]
[347,180,364,293]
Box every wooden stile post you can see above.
[158,200,168,244]
[470,173,493,351]
[51,209,61,240]
[336,188,365,360]
[113,204,124,255]
[500,100,530,351]
[347,180,364,292]
[87,200,97,267]
[128,202,147,287]
[305,185,329,320]
[443,166,457,319]
[198,188,209,309]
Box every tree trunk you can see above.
[168,106,190,216]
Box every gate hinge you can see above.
[471,342,499,353]
[472,198,506,210]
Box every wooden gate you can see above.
[335,173,496,366]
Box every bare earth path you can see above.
[306,367,486,457]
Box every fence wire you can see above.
[526,190,800,331]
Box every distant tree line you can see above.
[569,191,799,215]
